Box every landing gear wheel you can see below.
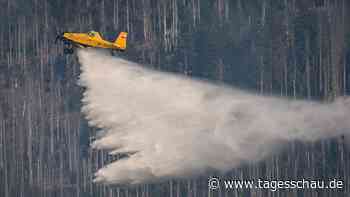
[64,48,70,54]
[63,47,74,54]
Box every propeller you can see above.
[55,32,64,44]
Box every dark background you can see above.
[0,0,350,196]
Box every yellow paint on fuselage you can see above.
[63,31,127,50]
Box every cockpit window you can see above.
[88,31,95,37]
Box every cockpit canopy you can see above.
[88,31,97,37]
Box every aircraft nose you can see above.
[63,33,74,39]
[55,32,64,43]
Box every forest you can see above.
[0,0,350,196]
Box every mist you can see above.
[77,49,350,185]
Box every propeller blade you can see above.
[55,32,64,44]
[55,35,60,44]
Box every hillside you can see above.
[0,0,349,197]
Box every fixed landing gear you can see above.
[63,41,74,54]
[55,33,74,55]
[64,48,74,54]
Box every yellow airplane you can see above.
[55,31,128,54]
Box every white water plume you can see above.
[77,49,350,185]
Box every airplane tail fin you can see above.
[114,32,128,50]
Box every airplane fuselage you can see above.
[56,31,128,54]
[63,33,118,49]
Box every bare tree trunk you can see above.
[319,11,324,96]
[260,56,264,94]
[305,31,311,99]
[169,180,173,197]
[343,0,347,95]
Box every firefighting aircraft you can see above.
[55,31,128,54]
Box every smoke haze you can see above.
[77,49,350,185]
